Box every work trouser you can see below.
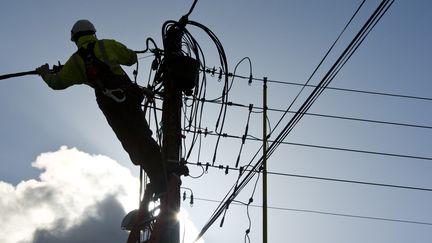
[95,87,164,183]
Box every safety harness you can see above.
[77,41,129,102]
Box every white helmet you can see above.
[71,19,96,42]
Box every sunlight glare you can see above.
[178,208,205,243]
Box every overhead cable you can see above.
[190,197,432,227]
[204,71,432,102]
[195,1,395,240]
[183,129,432,162]
[186,162,432,193]
[185,97,432,130]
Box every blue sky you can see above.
[1,1,432,243]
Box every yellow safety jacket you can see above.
[42,35,137,90]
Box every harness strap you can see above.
[77,41,126,102]
[98,41,112,66]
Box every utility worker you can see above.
[36,19,165,193]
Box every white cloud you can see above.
[0,146,204,243]
[0,146,138,243]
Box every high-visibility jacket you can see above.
[42,35,137,90]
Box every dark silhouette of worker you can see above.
[36,19,165,193]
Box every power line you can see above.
[185,97,432,130]
[205,72,432,103]
[189,197,432,227]
[278,140,432,161]
[183,129,432,162]
[268,171,432,192]
[186,162,432,192]
[196,1,396,239]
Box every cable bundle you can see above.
[194,0,395,241]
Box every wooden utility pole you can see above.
[262,77,268,243]
[161,23,184,243]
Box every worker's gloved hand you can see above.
[36,63,50,77]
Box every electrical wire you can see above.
[185,0,199,18]
[235,104,253,168]
[160,17,231,166]
[186,161,432,192]
[211,57,253,166]
[184,20,229,166]
[244,171,261,243]
[135,37,160,54]
[185,96,432,130]
[138,0,424,241]
[204,69,432,103]
[190,197,432,227]
[269,0,366,141]
[266,0,396,160]
[195,1,395,240]
[183,129,432,162]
